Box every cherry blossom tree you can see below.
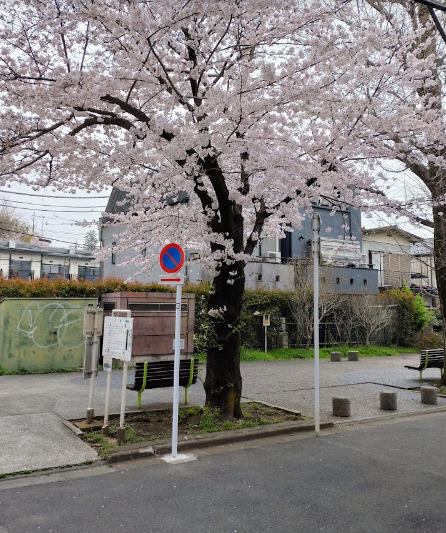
[328,1,446,379]
[0,0,387,417]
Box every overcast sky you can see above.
[0,167,433,249]
[0,183,110,248]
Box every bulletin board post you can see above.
[101,309,133,444]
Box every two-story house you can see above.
[101,188,378,295]
[361,226,421,288]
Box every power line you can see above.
[413,0,446,44]
[0,203,104,214]
[2,198,107,209]
[413,0,446,13]
[0,188,110,199]
[0,225,86,247]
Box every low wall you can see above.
[0,298,97,371]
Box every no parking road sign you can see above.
[159,243,185,273]
[158,243,187,459]
[159,243,185,285]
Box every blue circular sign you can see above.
[159,243,185,273]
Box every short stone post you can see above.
[421,386,437,405]
[330,351,342,362]
[380,391,397,411]
[117,427,126,445]
[348,351,359,361]
[332,397,351,417]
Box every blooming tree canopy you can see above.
[0,0,411,415]
[334,2,446,373]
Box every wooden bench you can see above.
[404,349,444,380]
[127,358,199,408]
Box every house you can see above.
[251,203,379,295]
[101,189,378,295]
[361,226,422,289]
[0,240,100,281]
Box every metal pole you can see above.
[87,334,95,411]
[120,361,128,429]
[171,282,182,458]
[103,369,112,435]
[312,213,321,434]
[264,325,267,353]
[87,311,100,423]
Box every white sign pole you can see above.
[85,308,103,423]
[312,213,321,434]
[103,367,112,434]
[86,333,95,422]
[120,360,128,429]
[171,282,182,458]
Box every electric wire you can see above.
[0,225,89,247]
[1,198,107,210]
[0,188,110,199]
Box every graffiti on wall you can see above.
[17,302,85,349]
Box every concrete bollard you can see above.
[332,397,351,417]
[117,427,126,444]
[380,391,397,411]
[421,386,437,405]
[348,351,359,361]
[330,351,342,362]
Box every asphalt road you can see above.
[1,410,446,533]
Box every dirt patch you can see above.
[80,402,303,456]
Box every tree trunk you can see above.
[432,202,446,385]
[204,261,245,418]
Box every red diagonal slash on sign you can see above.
[164,250,180,268]
[159,243,185,273]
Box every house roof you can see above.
[105,187,133,215]
[103,186,189,218]
[0,240,95,260]
[411,238,434,255]
[362,225,423,243]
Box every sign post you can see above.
[158,243,189,462]
[312,213,321,434]
[83,307,103,424]
[102,310,133,443]
[263,314,270,353]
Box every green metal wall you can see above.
[0,298,97,371]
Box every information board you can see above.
[102,316,134,362]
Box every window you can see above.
[111,242,116,265]
[42,263,69,279]
[9,260,33,280]
[78,265,101,282]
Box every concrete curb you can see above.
[335,404,446,427]
[104,419,334,464]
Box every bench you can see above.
[127,358,199,408]
[404,349,444,380]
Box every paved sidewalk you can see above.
[1,353,445,476]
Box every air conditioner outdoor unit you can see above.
[267,251,281,263]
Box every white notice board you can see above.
[102,316,133,361]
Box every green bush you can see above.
[386,286,432,346]
[0,277,434,353]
